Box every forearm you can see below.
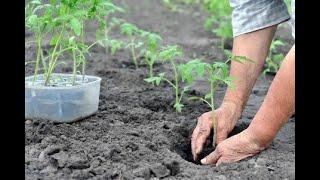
[223,25,278,112]
[248,45,295,147]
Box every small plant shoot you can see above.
[144,45,207,112]
[263,39,285,75]
[140,31,163,78]
[25,0,126,86]
[189,54,252,147]
[120,23,144,68]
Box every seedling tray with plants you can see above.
[25,0,295,179]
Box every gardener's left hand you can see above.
[200,128,266,166]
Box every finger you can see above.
[200,149,221,165]
[195,124,210,155]
[191,126,199,160]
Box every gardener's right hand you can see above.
[191,101,242,161]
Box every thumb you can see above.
[200,148,221,165]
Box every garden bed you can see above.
[25,0,295,179]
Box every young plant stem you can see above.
[105,24,109,55]
[32,35,42,85]
[72,49,77,86]
[221,38,225,50]
[82,59,86,82]
[45,24,65,86]
[131,42,138,68]
[40,46,47,72]
[171,61,180,109]
[149,59,154,78]
[80,23,86,82]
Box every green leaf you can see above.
[213,20,232,39]
[204,93,212,100]
[144,75,163,86]
[109,39,123,55]
[179,59,207,84]
[141,31,163,51]
[174,102,184,112]
[270,39,285,51]
[68,36,76,45]
[26,14,38,27]
[50,35,60,46]
[70,17,82,36]
[158,45,183,61]
[273,54,284,63]
[223,76,235,89]
[120,23,139,37]
[204,16,216,31]
[30,0,41,5]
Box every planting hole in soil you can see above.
[171,121,250,165]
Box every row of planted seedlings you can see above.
[161,0,289,76]
[25,0,173,123]
[25,0,252,137]
[143,45,252,147]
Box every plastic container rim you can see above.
[25,73,102,90]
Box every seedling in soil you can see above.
[263,39,285,75]
[140,31,163,78]
[93,1,125,55]
[25,0,53,84]
[144,45,207,112]
[202,0,233,49]
[189,54,252,147]
[120,23,144,68]
[26,0,126,86]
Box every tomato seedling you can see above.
[140,31,163,78]
[145,45,207,112]
[120,23,144,68]
[263,39,285,75]
[25,0,125,86]
[202,0,232,49]
[93,1,125,55]
[25,0,53,85]
[189,54,252,147]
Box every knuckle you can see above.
[198,128,208,135]
[216,145,224,154]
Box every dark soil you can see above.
[25,0,295,179]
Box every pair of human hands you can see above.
[191,102,265,166]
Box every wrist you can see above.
[246,122,276,149]
[220,99,243,119]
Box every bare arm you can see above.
[248,45,295,147]
[217,25,279,143]
[192,25,278,160]
[201,45,295,165]
[223,25,277,114]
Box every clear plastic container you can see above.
[25,74,102,123]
